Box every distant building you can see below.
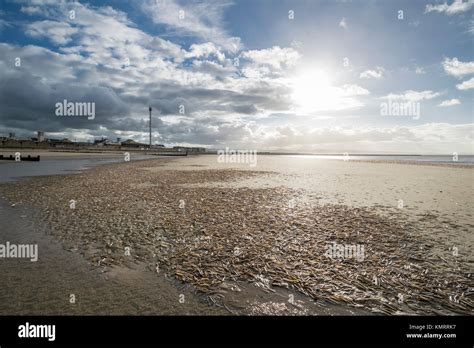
[121,139,149,148]
[94,138,110,147]
[0,131,202,152]
[37,131,45,142]
[48,138,73,147]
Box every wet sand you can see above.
[0,200,227,315]
[0,155,472,315]
[0,149,153,182]
[0,149,128,159]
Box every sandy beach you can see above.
[0,154,472,315]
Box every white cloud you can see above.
[1,1,472,153]
[340,84,370,96]
[256,123,474,154]
[415,67,426,74]
[456,77,474,90]
[240,46,301,78]
[0,18,10,31]
[22,2,187,71]
[20,6,44,15]
[425,0,474,15]
[381,90,441,102]
[185,42,225,61]
[339,17,348,29]
[141,0,241,52]
[360,67,385,79]
[25,20,78,45]
[442,57,474,77]
[439,98,461,106]
[241,46,300,69]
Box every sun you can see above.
[291,69,340,113]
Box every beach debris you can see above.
[0,158,472,315]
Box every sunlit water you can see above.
[282,154,474,164]
[0,155,151,183]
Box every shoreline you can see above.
[0,156,472,315]
[0,149,472,167]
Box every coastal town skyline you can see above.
[0,0,473,154]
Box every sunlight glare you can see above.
[291,69,340,113]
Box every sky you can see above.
[0,0,473,154]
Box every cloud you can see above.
[415,67,426,74]
[240,46,301,78]
[20,1,188,71]
[442,57,474,77]
[241,46,300,70]
[456,77,474,90]
[25,20,78,45]
[340,84,370,96]
[0,18,10,31]
[339,17,348,29]
[141,0,241,52]
[381,90,441,102]
[0,20,295,143]
[0,0,471,153]
[425,0,474,15]
[360,67,384,79]
[20,6,44,15]
[185,42,225,61]
[438,98,461,106]
[255,123,474,154]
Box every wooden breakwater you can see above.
[0,154,41,161]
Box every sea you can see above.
[282,154,474,164]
